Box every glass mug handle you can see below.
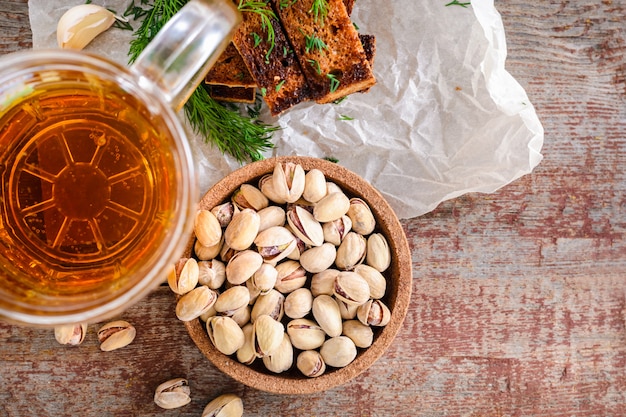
[130,0,241,111]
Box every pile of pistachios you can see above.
[170,162,392,377]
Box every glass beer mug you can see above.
[0,0,241,326]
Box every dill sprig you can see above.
[125,0,277,163]
[309,0,329,25]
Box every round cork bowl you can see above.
[184,156,412,394]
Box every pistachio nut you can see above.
[211,201,237,227]
[342,319,374,348]
[154,378,191,410]
[284,287,313,319]
[219,241,237,264]
[302,168,327,203]
[176,285,218,322]
[169,258,199,295]
[250,263,278,295]
[200,303,218,322]
[347,198,376,235]
[225,249,263,285]
[245,279,261,306]
[198,259,226,289]
[272,162,305,203]
[274,260,307,293]
[335,231,366,270]
[214,285,250,315]
[201,393,244,417]
[299,242,337,273]
[326,181,343,195]
[54,323,88,346]
[194,209,223,248]
[313,191,351,223]
[207,316,245,355]
[257,205,286,232]
[229,305,251,327]
[335,297,359,320]
[322,215,352,246]
[312,294,343,337]
[259,173,287,204]
[285,226,306,260]
[320,336,357,368]
[97,320,136,351]
[286,205,324,247]
[250,288,284,322]
[252,314,284,357]
[194,237,223,261]
[254,226,297,265]
[366,233,391,272]
[310,268,340,297]
[357,299,391,327]
[224,208,260,251]
[286,318,326,351]
[262,332,293,373]
[236,323,256,365]
[297,350,326,378]
[354,264,387,299]
[333,271,370,306]
[232,183,269,211]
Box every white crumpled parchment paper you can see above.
[28,0,543,219]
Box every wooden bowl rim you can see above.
[184,156,412,394]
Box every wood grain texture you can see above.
[0,0,624,416]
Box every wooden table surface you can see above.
[1,0,625,416]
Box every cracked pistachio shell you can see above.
[342,319,374,348]
[207,316,245,355]
[347,198,376,235]
[263,332,293,373]
[322,215,352,246]
[274,260,307,293]
[333,271,370,306]
[198,259,226,289]
[257,205,286,232]
[287,318,326,351]
[252,314,284,357]
[224,208,260,251]
[336,297,359,320]
[97,320,136,351]
[176,285,218,322]
[303,168,327,203]
[251,289,284,322]
[312,294,343,337]
[202,393,244,417]
[57,4,118,50]
[335,231,367,270]
[366,233,392,272]
[320,336,357,368]
[299,242,337,273]
[354,264,387,299]
[232,183,269,211]
[285,225,306,260]
[297,350,326,378]
[154,378,191,410]
[226,249,263,285]
[194,209,223,248]
[287,205,324,247]
[219,241,237,264]
[259,174,287,204]
[358,299,392,327]
[236,323,256,365]
[310,268,340,297]
[313,192,351,223]
[169,258,199,295]
[254,226,297,265]
[194,237,223,261]
[251,263,278,294]
[272,162,305,203]
[284,288,313,319]
[211,201,238,227]
[214,285,250,315]
[54,323,88,346]
[230,305,251,327]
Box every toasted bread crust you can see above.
[206,85,257,103]
[232,3,311,115]
[205,43,256,88]
[271,0,376,104]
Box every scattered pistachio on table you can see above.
[202,393,244,417]
[54,323,88,346]
[153,378,191,410]
[169,162,393,377]
[97,320,136,351]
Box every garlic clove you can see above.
[56,4,120,50]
